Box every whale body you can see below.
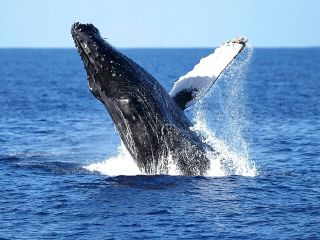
[71,22,246,175]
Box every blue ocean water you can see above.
[0,48,319,239]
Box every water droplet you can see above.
[101,57,104,61]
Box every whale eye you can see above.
[117,98,130,104]
[116,98,130,112]
[115,98,137,120]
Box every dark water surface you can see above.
[0,48,319,239]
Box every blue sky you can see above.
[1,0,319,48]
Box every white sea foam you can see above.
[85,44,257,177]
[84,144,140,176]
[84,144,181,176]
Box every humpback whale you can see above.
[71,22,246,175]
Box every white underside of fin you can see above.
[169,36,247,109]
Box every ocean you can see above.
[0,47,319,239]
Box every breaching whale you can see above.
[71,22,246,175]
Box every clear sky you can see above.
[1,0,319,48]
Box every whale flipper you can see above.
[169,37,247,110]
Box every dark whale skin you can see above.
[71,22,210,175]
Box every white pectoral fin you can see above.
[169,36,247,110]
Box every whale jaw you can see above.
[71,22,133,100]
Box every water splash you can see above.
[84,144,180,176]
[84,144,140,176]
[192,45,257,176]
[85,46,257,177]
[191,111,257,177]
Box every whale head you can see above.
[71,22,143,102]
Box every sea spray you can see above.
[191,109,257,177]
[192,45,257,176]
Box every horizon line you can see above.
[0,46,320,50]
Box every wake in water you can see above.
[85,46,257,177]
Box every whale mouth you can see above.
[71,23,100,87]
[71,22,104,73]
[71,22,117,98]
[71,22,118,67]
[71,22,145,100]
